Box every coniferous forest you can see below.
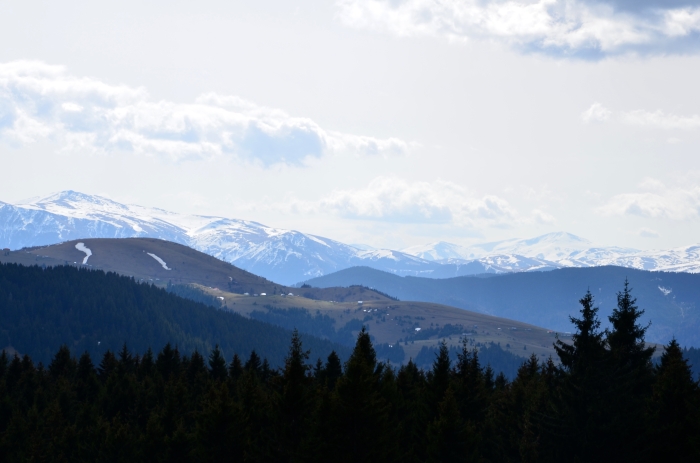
[1,276,700,461]
[0,263,350,366]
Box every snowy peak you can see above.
[521,231,591,246]
[31,190,130,213]
[403,232,624,264]
[402,241,473,261]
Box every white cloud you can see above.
[581,102,612,122]
[336,0,700,57]
[581,102,700,130]
[621,109,700,129]
[0,61,412,165]
[638,227,660,238]
[289,176,517,225]
[599,180,700,220]
[532,208,557,224]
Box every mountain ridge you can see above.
[301,265,700,347]
[2,190,700,285]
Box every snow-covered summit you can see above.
[0,191,435,284]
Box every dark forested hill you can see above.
[302,266,700,347]
[0,263,349,366]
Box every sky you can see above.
[1,0,700,251]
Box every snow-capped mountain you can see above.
[0,191,443,284]
[401,233,700,274]
[403,232,637,263]
[2,191,700,284]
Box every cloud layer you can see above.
[284,176,539,229]
[582,102,700,129]
[599,178,700,220]
[337,0,700,57]
[0,61,411,165]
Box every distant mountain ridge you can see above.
[301,265,700,347]
[1,191,700,285]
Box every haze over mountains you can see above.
[2,191,700,285]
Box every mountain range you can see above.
[2,190,700,285]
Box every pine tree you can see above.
[454,339,487,424]
[553,290,609,461]
[278,330,312,462]
[228,354,243,382]
[324,351,342,391]
[648,339,700,461]
[395,359,429,463]
[330,327,393,463]
[117,344,135,374]
[208,345,227,381]
[426,387,473,463]
[48,345,77,380]
[245,350,262,375]
[604,280,655,462]
[607,280,655,368]
[428,340,451,417]
[554,290,606,373]
[76,351,99,402]
[156,344,181,381]
[97,351,117,382]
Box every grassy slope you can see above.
[0,238,392,303]
[195,285,562,361]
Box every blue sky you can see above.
[1,0,700,250]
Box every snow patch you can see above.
[147,253,171,270]
[75,242,92,264]
[658,286,672,296]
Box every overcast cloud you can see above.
[599,179,700,220]
[0,61,411,166]
[582,102,700,129]
[337,0,700,57]
[0,0,699,251]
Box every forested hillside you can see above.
[0,263,349,366]
[1,290,698,462]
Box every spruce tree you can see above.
[604,280,655,462]
[428,340,451,416]
[208,345,227,381]
[426,387,472,463]
[454,339,487,424]
[395,360,429,463]
[330,327,392,463]
[607,280,655,367]
[648,339,700,461]
[553,290,609,461]
[323,351,342,391]
[554,290,606,373]
[278,330,312,462]
[245,350,262,375]
[228,354,243,382]
[48,345,77,380]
